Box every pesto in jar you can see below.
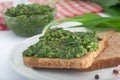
[4,3,55,37]
[23,28,102,59]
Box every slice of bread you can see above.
[23,35,107,69]
[81,31,120,71]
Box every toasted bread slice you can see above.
[81,31,120,71]
[23,37,107,69]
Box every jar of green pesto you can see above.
[4,1,56,37]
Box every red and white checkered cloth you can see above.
[0,1,13,30]
[0,0,103,31]
[28,0,103,19]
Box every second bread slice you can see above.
[80,31,120,71]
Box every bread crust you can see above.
[80,57,120,71]
[23,39,107,69]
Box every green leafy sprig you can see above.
[90,0,120,16]
[42,13,120,34]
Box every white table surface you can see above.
[0,0,32,79]
[0,30,28,80]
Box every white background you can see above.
[0,31,27,80]
[0,0,29,79]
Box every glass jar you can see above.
[4,0,56,37]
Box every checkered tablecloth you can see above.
[0,1,13,30]
[56,0,103,19]
[28,0,103,19]
[0,0,103,31]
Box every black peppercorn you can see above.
[95,74,99,79]
[113,69,119,75]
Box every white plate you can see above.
[9,22,120,80]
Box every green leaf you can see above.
[90,0,120,17]
[42,13,101,34]
[90,0,120,7]
[43,13,120,34]
[63,13,102,22]
[103,4,120,16]
[80,17,120,31]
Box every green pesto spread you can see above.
[4,3,55,37]
[23,28,102,59]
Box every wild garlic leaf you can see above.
[43,13,120,34]
[62,13,102,23]
[103,5,120,16]
[90,0,120,7]
[90,0,120,17]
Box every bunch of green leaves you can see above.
[42,13,120,34]
[89,0,120,16]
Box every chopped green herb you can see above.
[23,28,101,59]
[4,3,55,37]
